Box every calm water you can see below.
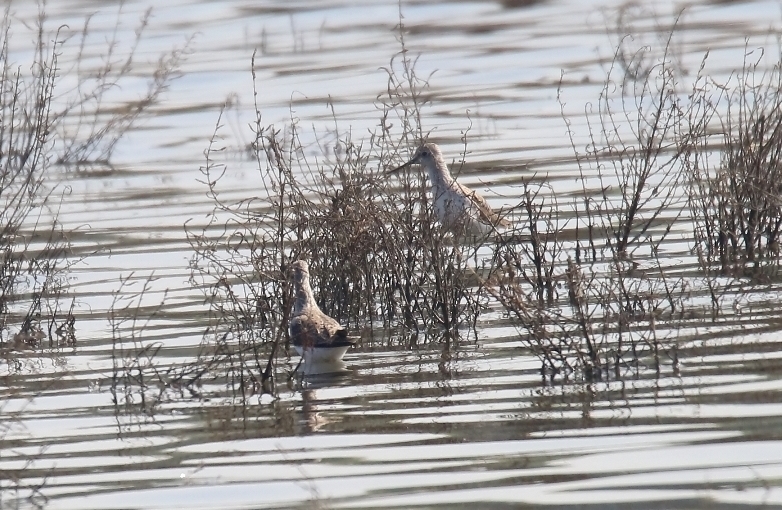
[4,0,782,508]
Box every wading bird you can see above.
[289,260,354,363]
[387,142,511,237]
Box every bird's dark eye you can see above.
[421,150,429,157]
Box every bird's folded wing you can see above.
[457,182,511,227]
[317,315,353,346]
[292,312,352,348]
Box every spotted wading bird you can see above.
[289,260,355,363]
[388,142,512,237]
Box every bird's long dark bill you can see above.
[386,156,419,175]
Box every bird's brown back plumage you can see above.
[289,260,355,351]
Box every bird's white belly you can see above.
[434,191,489,235]
[295,344,351,363]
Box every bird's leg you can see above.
[289,355,304,380]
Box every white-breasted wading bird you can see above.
[388,142,511,237]
[289,260,355,364]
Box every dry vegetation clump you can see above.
[183,16,782,389]
[0,6,187,506]
[184,46,487,396]
[686,49,782,281]
[489,27,689,381]
[491,20,782,380]
[54,6,193,167]
[0,10,71,352]
[0,5,187,355]
[108,274,170,413]
[116,8,782,396]
[0,21,191,510]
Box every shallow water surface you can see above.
[4,0,782,508]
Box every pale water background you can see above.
[4,0,782,508]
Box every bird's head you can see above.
[387,142,443,175]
